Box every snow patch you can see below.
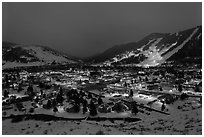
[140,47,163,67]
[160,27,199,64]
[2,61,44,69]
[196,33,201,40]
[159,42,177,55]
[22,46,76,63]
[139,39,155,51]
[139,38,163,67]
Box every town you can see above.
[2,62,202,134]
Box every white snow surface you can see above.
[159,27,199,64]
[2,61,44,69]
[2,87,202,135]
[2,46,77,69]
[22,46,76,63]
[140,46,163,67]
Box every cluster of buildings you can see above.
[2,63,202,117]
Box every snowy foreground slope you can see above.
[2,96,201,135]
[2,42,79,69]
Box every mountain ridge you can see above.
[2,25,202,68]
[2,41,82,69]
[85,25,201,67]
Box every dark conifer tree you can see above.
[98,97,103,105]
[178,84,183,92]
[3,90,9,98]
[89,100,97,116]
[82,99,88,114]
[131,101,138,115]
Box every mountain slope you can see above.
[84,33,168,63]
[88,26,201,67]
[2,42,81,69]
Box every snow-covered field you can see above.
[2,96,202,135]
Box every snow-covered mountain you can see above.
[2,42,80,69]
[87,26,201,67]
[2,26,202,68]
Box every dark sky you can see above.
[2,2,202,57]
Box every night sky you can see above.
[2,2,202,57]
